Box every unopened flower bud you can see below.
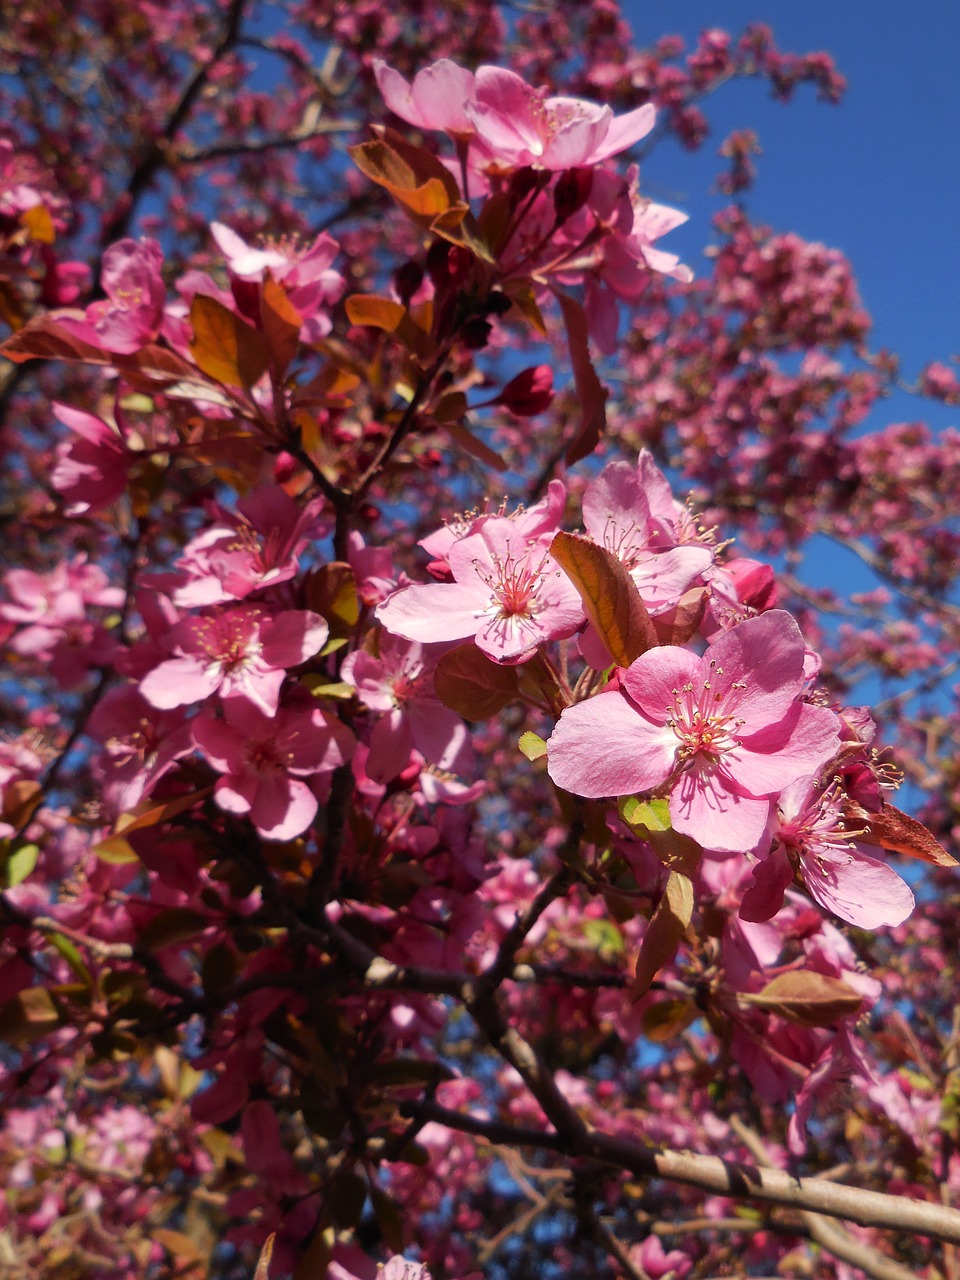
[497,365,554,416]
[393,260,424,306]
[460,317,492,350]
[553,167,593,222]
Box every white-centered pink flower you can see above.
[548,610,841,852]
[376,517,584,664]
[465,67,655,170]
[740,775,915,928]
[341,636,473,783]
[193,699,354,840]
[210,222,344,341]
[140,607,328,715]
[373,58,655,172]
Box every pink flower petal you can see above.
[547,689,675,797]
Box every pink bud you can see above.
[498,365,554,416]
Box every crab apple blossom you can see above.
[464,65,656,170]
[740,774,915,927]
[139,606,329,715]
[548,610,842,851]
[377,516,584,663]
[53,237,165,353]
[0,9,958,1280]
[210,221,345,341]
[193,698,354,839]
[341,636,473,782]
[161,485,329,607]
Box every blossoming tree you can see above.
[1,3,960,1279]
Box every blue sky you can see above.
[623,1,959,387]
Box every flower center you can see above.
[477,549,547,620]
[667,667,744,763]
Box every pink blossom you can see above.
[86,685,194,813]
[582,455,713,609]
[583,168,692,351]
[50,400,131,515]
[465,67,656,170]
[1,556,124,686]
[377,516,583,664]
[630,1236,692,1280]
[161,485,328,607]
[341,635,472,783]
[740,775,915,928]
[55,238,166,353]
[193,699,354,840]
[210,222,344,342]
[374,58,478,135]
[418,479,566,577]
[548,611,841,852]
[140,607,328,715]
[375,59,655,171]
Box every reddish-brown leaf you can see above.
[1,317,113,364]
[553,289,607,464]
[260,275,302,376]
[434,645,520,718]
[846,799,957,867]
[189,294,270,388]
[743,969,863,1027]
[651,587,709,647]
[344,293,406,332]
[551,531,656,668]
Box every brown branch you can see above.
[405,1085,960,1248]
[174,120,359,164]
[726,1117,925,1280]
[100,0,247,245]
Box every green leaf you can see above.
[4,842,38,887]
[582,918,625,957]
[631,870,694,1000]
[47,933,93,989]
[618,797,702,878]
[93,836,141,865]
[303,679,355,700]
[551,531,656,668]
[518,731,547,762]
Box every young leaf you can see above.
[618,796,702,878]
[254,1234,276,1280]
[551,531,657,667]
[434,644,520,718]
[742,970,863,1027]
[260,275,302,376]
[552,289,607,464]
[846,799,958,867]
[519,731,548,762]
[344,293,406,332]
[651,588,709,647]
[189,294,270,388]
[445,422,509,472]
[631,870,694,1000]
[1,317,114,365]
